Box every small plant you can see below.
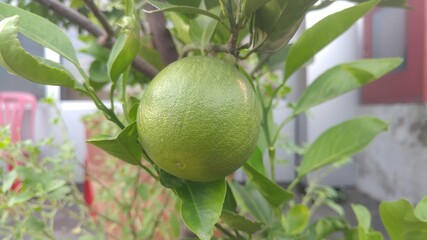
[1,0,427,239]
[0,100,100,239]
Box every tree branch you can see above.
[35,0,159,79]
[83,0,115,46]
[144,4,179,66]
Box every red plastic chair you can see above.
[0,91,37,190]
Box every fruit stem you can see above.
[227,0,242,58]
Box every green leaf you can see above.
[306,217,350,240]
[25,217,45,232]
[175,179,226,240]
[229,182,273,224]
[223,183,237,212]
[246,146,266,175]
[0,16,78,88]
[0,2,79,66]
[189,6,220,51]
[286,204,310,234]
[243,0,273,17]
[347,0,409,8]
[2,169,17,193]
[352,204,371,231]
[243,163,293,207]
[253,0,317,53]
[415,196,427,222]
[8,191,34,206]
[147,0,224,23]
[221,210,264,234]
[293,58,403,115]
[45,179,66,193]
[380,199,427,240]
[285,0,380,80]
[87,122,142,165]
[107,17,140,82]
[298,117,388,177]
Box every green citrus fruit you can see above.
[136,56,261,182]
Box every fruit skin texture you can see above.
[137,56,261,182]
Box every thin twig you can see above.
[148,190,171,240]
[35,0,159,79]
[83,0,115,45]
[144,4,179,65]
[129,169,142,239]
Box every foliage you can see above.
[0,0,419,239]
[0,101,100,239]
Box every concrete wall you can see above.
[357,104,427,203]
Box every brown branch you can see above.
[144,4,178,66]
[83,0,115,46]
[35,0,159,79]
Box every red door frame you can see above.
[362,0,427,103]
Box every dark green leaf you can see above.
[298,117,388,177]
[175,179,226,240]
[0,16,78,88]
[293,58,403,115]
[286,204,310,234]
[221,210,264,234]
[223,183,237,212]
[159,169,184,189]
[229,182,273,224]
[243,163,293,207]
[147,0,224,23]
[253,0,317,53]
[87,122,142,165]
[243,0,273,17]
[0,2,79,65]
[285,0,380,80]
[108,17,140,82]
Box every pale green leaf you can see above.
[2,169,17,193]
[87,122,142,165]
[293,58,403,115]
[286,204,310,234]
[415,196,427,222]
[298,117,388,177]
[0,2,79,65]
[189,6,220,51]
[175,179,226,240]
[0,16,78,88]
[285,0,380,80]
[352,204,371,231]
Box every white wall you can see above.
[304,2,363,186]
[32,101,99,183]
